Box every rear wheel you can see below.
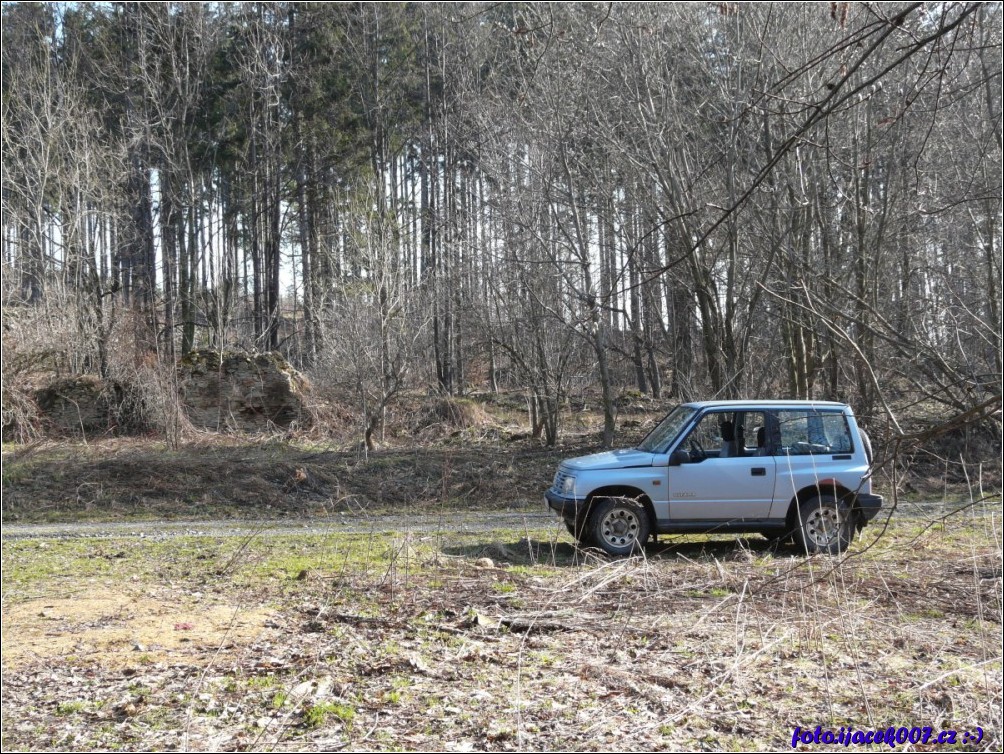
[795,495,853,554]
[590,497,650,556]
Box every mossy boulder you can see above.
[35,376,126,436]
[177,350,311,431]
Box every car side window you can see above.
[679,411,773,459]
[775,410,852,455]
[682,412,735,458]
[821,414,853,452]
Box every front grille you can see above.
[552,470,570,494]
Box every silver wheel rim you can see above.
[599,507,640,549]
[805,506,841,547]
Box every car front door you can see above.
[668,411,776,521]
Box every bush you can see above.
[419,397,493,431]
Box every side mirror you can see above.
[669,449,690,466]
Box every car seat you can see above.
[719,420,738,457]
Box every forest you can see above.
[2,2,1001,448]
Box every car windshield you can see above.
[637,405,698,454]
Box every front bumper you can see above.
[545,489,589,518]
[855,492,883,522]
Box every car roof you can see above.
[682,400,850,411]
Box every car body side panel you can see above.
[769,454,871,518]
[667,456,777,520]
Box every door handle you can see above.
[751,467,766,476]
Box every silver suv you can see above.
[546,400,882,556]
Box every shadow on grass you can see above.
[442,534,803,568]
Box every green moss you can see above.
[55,701,87,715]
[303,701,355,730]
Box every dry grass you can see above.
[1,436,574,522]
[2,512,1000,751]
[2,590,274,670]
[2,397,1000,750]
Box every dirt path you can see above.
[1,511,556,541]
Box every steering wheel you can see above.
[689,438,706,461]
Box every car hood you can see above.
[562,449,656,471]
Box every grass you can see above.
[303,701,355,730]
[55,702,87,716]
[3,511,1000,751]
[1,436,572,523]
[2,423,1001,751]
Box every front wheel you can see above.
[590,497,650,556]
[565,516,589,543]
[795,495,853,555]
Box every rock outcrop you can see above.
[35,376,125,435]
[177,350,311,431]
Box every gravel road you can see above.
[1,511,557,541]
[1,499,982,542]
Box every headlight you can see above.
[561,474,576,495]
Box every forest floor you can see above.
[2,515,1001,751]
[2,402,1001,751]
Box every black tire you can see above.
[795,494,853,555]
[589,497,650,556]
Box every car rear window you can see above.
[775,410,853,455]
